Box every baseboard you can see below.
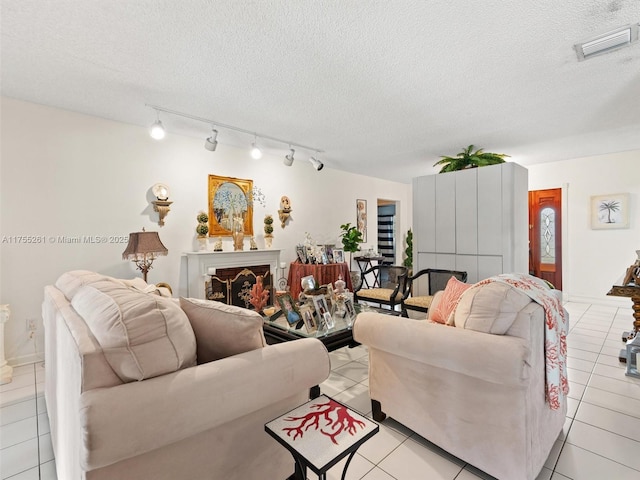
[565,294,631,309]
[8,352,44,367]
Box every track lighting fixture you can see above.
[309,156,324,171]
[149,111,165,140]
[284,148,295,166]
[204,128,218,151]
[251,142,263,159]
[146,104,325,169]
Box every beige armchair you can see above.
[43,271,331,480]
[354,284,567,480]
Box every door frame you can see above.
[529,183,569,297]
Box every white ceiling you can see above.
[2,1,639,183]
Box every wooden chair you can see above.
[354,265,408,313]
[400,268,468,317]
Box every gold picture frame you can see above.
[208,175,254,237]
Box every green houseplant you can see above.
[340,222,363,254]
[403,229,413,270]
[340,222,364,290]
[263,214,274,248]
[434,145,509,173]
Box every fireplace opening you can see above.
[205,264,272,310]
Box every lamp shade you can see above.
[122,231,168,261]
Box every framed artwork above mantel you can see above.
[208,174,254,237]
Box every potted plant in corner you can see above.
[434,145,509,173]
[403,229,413,274]
[339,223,364,290]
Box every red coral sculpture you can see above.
[249,275,270,313]
[282,400,365,445]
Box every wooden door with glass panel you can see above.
[529,188,562,290]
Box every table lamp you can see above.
[122,229,168,282]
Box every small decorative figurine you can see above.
[278,195,292,228]
[250,236,258,250]
[213,237,223,252]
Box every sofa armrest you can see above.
[79,338,330,470]
[353,312,530,386]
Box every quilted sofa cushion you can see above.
[454,282,532,334]
[71,280,197,382]
[179,297,266,363]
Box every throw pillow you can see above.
[179,297,267,363]
[71,281,197,382]
[454,282,531,334]
[429,276,472,324]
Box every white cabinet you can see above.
[413,163,528,284]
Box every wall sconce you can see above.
[278,195,292,228]
[151,183,172,226]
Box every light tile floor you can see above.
[2,301,639,479]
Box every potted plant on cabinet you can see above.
[434,145,509,173]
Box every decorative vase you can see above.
[197,236,207,251]
[264,234,273,249]
[232,230,244,251]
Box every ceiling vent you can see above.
[575,23,639,61]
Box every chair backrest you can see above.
[428,269,468,295]
[363,265,408,289]
[381,266,408,289]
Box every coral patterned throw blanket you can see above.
[475,273,569,410]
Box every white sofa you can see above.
[43,270,331,480]
[353,280,568,480]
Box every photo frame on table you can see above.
[333,248,345,264]
[325,245,334,263]
[296,245,307,263]
[357,199,367,242]
[312,294,334,329]
[299,304,318,333]
[344,297,356,321]
[590,193,630,230]
[276,292,302,325]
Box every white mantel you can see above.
[184,250,281,299]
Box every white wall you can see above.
[527,152,640,305]
[0,97,411,364]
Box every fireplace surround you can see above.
[184,251,281,305]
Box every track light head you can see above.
[309,156,324,171]
[149,119,165,140]
[251,142,262,159]
[284,148,295,166]
[205,129,218,151]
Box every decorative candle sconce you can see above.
[278,195,292,228]
[151,183,173,226]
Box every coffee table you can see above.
[265,395,379,480]
[262,303,376,352]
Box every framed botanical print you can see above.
[590,193,630,229]
[357,199,367,242]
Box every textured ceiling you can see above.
[2,0,639,183]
